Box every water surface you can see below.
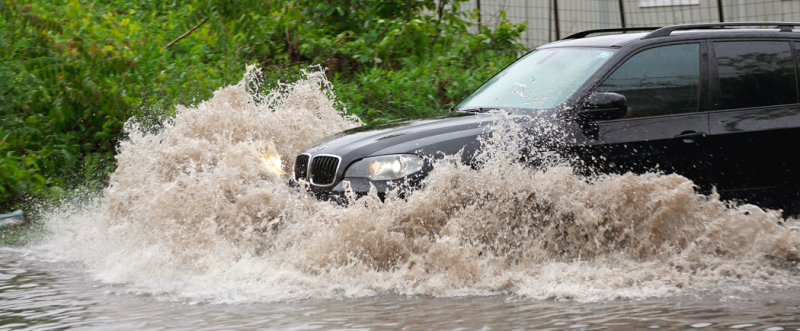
[3,248,800,330]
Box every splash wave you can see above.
[40,67,800,303]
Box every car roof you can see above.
[538,23,800,50]
[539,33,648,49]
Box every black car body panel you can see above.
[292,23,800,212]
[295,111,565,194]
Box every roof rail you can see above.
[563,27,661,40]
[643,22,800,39]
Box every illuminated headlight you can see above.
[260,151,283,175]
[345,154,424,181]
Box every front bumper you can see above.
[289,174,426,202]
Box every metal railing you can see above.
[462,0,800,48]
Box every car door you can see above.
[579,42,713,187]
[705,40,800,196]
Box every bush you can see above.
[334,49,519,123]
[0,0,526,211]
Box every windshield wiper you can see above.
[450,107,500,113]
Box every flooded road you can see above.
[3,248,800,330]
[4,67,800,329]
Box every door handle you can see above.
[674,131,707,144]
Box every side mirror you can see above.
[578,92,627,121]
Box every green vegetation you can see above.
[0,222,45,245]
[0,0,526,212]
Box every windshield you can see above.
[456,48,616,110]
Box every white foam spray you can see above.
[39,67,800,303]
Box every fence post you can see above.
[477,0,482,28]
[525,0,530,46]
[717,0,724,22]
[553,0,560,40]
[618,0,626,28]
[548,0,552,42]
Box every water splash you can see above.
[39,67,800,303]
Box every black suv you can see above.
[292,22,800,211]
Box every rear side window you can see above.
[714,41,798,110]
[598,43,700,118]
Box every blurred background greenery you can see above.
[0,0,526,211]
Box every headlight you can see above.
[259,148,283,176]
[345,154,424,181]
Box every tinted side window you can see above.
[598,43,699,118]
[714,41,797,110]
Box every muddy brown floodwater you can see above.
[3,247,800,330]
[3,66,800,329]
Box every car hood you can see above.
[300,109,567,164]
